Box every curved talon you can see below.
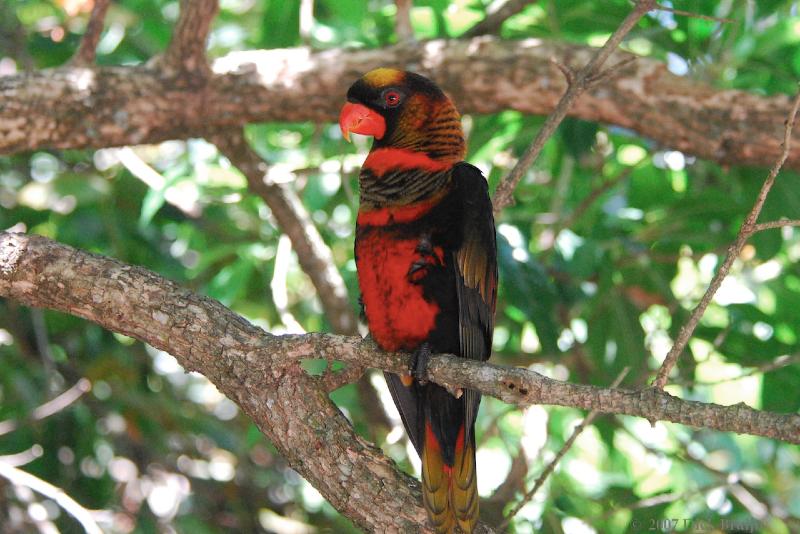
[357,294,366,321]
[407,259,430,283]
[406,234,442,283]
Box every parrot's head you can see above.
[339,68,465,162]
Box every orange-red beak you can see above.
[339,102,386,142]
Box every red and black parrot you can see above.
[339,68,497,533]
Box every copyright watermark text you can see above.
[628,517,759,532]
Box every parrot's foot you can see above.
[357,294,366,321]
[411,342,431,385]
[407,235,441,284]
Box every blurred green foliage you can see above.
[1,0,800,533]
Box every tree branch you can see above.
[163,0,219,76]
[492,0,655,212]
[72,0,111,66]
[421,356,800,444]
[653,88,800,390]
[111,146,202,217]
[4,232,800,528]
[752,219,800,233]
[210,128,391,435]
[0,378,92,437]
[2,38,799,174]
[0,232,439,532]
[209,128,358,336]
[462,0,537,38]
[649,2,734,24]
[2,233,799,446]
[0,459,103,534]
[395,0,414,42]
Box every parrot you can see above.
[339,68,497,533]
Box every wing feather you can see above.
[452,163,498,435]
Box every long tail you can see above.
[421,422,479,533]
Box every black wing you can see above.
[452,162,498,435]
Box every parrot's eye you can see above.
[383,90,402,108]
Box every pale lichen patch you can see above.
[152,310,170,325]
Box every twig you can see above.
[270,235,305,333]
[652,88,800,390]
[0,460,103,534]
[544,162,640,255]
[0,378,92,436]
[299,0,314,45]
[111,147,202,217]
[71,0,110,65]
[619,425,795,525]
[0,445,43,467]
[492,0,655,213]
[462,0,536,38]
[751,219,800,233]
[650,1,735,24]
[499,368,630,530]
[30,308,56,392]
[32,378,92,421]
[599,482,727,520]
[163,0,219,75]
[680,353,800,388]
[395,0,414,42]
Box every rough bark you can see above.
[2,233,799,446]
[0,232,437,533]
[2,37,799,172]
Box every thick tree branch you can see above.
[3,233,800,529]
[0,232,439,533]
[2,233,799,446]
[2,38,799,173]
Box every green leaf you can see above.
[762,365,800,411]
